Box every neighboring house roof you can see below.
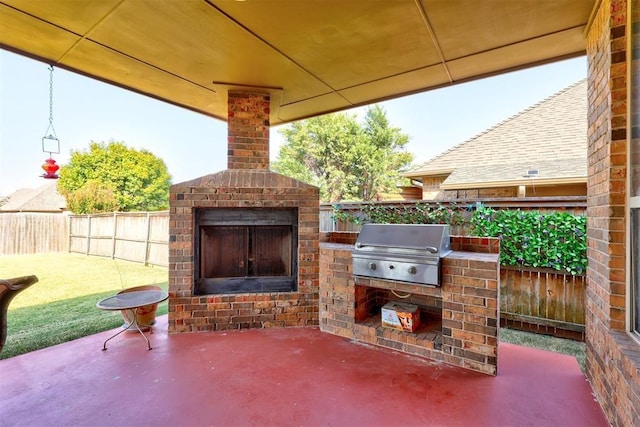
[403,79,587,189]
[0,181,67,212]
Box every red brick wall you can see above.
[586,0,640,425]
[227,91,270,170]
[450,236,500,254]
[320,231,358,245]
[168,170,320,332]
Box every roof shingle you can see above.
[0,181,67,212]
[404,79,587,187]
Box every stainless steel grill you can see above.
[352,224,452,286]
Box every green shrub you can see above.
[333,202,466,226]
[332,202,587,275]
[470,207,586,275]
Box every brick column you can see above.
[227,91,270,170]
[440,253,500,376]
[585,0,640,425]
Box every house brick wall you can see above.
[440,187,518,200]
[585,0,640,425]
[420,177,584,200]
[319,236,500,375]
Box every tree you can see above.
[272,105,413,202]
[58,141,171,213]
[63,181,119,214]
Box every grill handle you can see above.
[355,242,439,254]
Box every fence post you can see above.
[68,215,72,253]
[111,212,118,259]
[85,215,91,255]
[144,212,151,266]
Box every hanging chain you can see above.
[42,64,60,155]
[48,65,54,126]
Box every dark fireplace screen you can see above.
[194,208,298,295]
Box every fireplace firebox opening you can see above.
[194,208,298,295]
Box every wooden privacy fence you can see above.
[68,211,168,267]
[500,266,585,339]
[0,212,69,255]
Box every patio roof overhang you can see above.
[0,0,596,126]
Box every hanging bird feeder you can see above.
[41,65,61,179]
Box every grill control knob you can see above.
[368,263,376,270]
[408,266,417,275]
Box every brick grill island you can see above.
[320,232,501,375]
[168,92,320,333]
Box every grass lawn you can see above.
[1,253,586,372]
[1,253,168,360]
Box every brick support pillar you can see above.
[227,91,270,170]
[585,0,640,425]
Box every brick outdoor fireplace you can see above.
[168,91,320,333]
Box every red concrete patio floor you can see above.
[1,316,607,427]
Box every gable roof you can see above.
[0,181,67,213]
[403,79,587,189]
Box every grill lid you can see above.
[352,224,452,286]
[354,224,451,258]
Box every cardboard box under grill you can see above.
[381,302,420,332]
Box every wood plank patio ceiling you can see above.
[0,0,595,125]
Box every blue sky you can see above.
[0,50,587,197]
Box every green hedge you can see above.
[333,203,587,275]
[332,202,466,226]
[470,206,586,275]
